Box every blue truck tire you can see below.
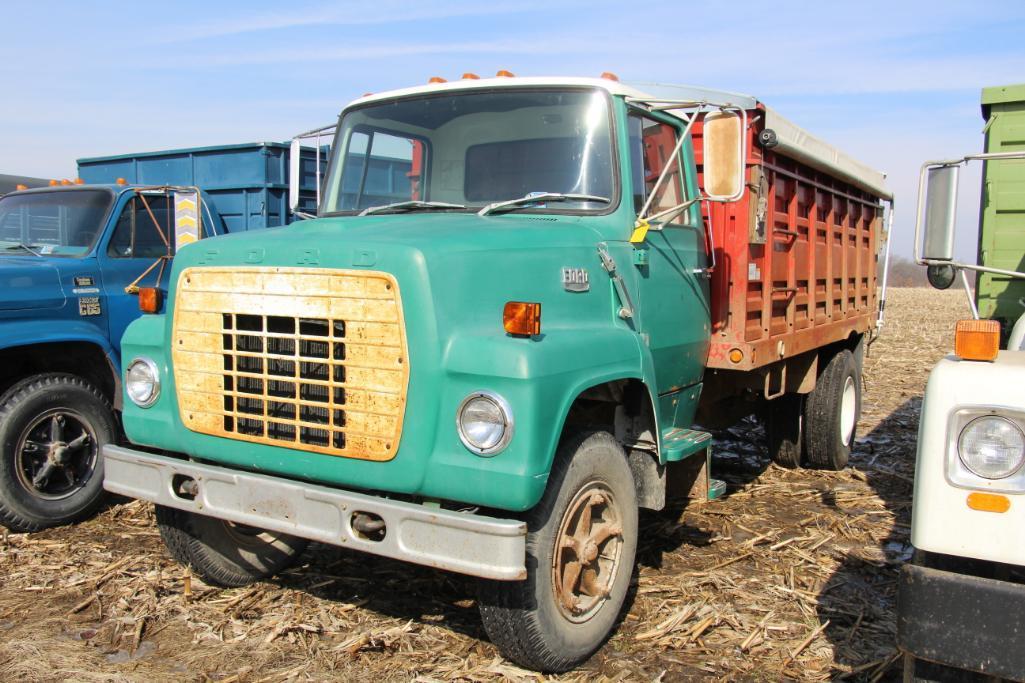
[0,373,116,532]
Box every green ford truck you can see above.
[102,75,892,671]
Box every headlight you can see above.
[958,416,1025,479]
[457,391,513,455]
[126,357,160,408]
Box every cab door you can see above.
[98,192,174,348]
[621,110,710,396]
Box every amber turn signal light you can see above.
[504,302,541,336]
[139,287,162,313]
[967,491,1010,513]
[954,319,999,362]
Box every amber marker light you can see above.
[14,184,27,191]
[504,302,541,337]
[428,76,447,83]
[600,71,619,81]
[954,319,1000,362]
[139,287,162,313]
[728,349,744,364]
[49,179,59,186]
[74,178,84,185]
[967,492,1010,513]
[462,72,480,79]
[496,69,515,78]
[116,177,128,185]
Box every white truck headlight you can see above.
[457,391,513,455]
[958,416,1025,479]
[126,357,161,408]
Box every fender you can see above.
[443,324,656,488]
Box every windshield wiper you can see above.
[3,243,43,257]
[359,200,467,216]
[477,193,610,217]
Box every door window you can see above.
[628,113,690,223]
[107,195,172,258]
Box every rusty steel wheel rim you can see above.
[552,481,625,623]
[14,409,97,501]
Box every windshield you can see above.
[321,88,615,215]
[0,190,113,257]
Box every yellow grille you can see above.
[171,267,408,461]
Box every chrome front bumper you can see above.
[102,445,527,580]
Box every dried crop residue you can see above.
[0,288,967,681]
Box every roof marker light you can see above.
[116,177,128,185]
[600,71,620,81]
[60,179,72,185]
[496,70,515,78]
[428,76,447,83]
[49,180,59,186]
[15,184,27,191]
[462,72,480,80]
[74,178,84,185]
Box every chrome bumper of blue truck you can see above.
[102,445,527,581]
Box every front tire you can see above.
[804,349,861,470]
[478,431,638,672]
[0,373,116,532]
[155,505,308,587]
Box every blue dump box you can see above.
[78,142,326,232]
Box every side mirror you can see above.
[702,111,745,201]
[922,165,958,261]
[926,264,957,290]
[289,138,302,213]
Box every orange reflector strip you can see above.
[955,319,1000,362]
[503,301,541,336]
[428,76,447,83]
[496,69,515,78]
[600,71,619,81]
[967,491,1010,513]
[139,287,162,313]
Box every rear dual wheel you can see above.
[764,349,861,471]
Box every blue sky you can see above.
[2,0,1024,258]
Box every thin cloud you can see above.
[155,0,580,43]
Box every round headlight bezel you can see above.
[126,357,161,408]
[456,391,513,456]
[957,415,1025,480]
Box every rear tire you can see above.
[155,505,308,587]
[765,394,805,468]
[478,431,638,673]
[0,374,116,532]
[804,349,860,470]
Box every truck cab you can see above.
[0,141,321,533]
[898,83,1025,681]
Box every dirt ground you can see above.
[0,287,970,682]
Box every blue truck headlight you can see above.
[126,357,161,408]
[457,391,513,455]
[958,416,1025,479]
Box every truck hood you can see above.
[0,256,67,311]
[178,212,606,259]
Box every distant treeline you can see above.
[882,256,929,287]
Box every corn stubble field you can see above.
[0,288,965,682]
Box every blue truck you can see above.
[0,141,325,532]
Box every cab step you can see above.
[660,427,713,462]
